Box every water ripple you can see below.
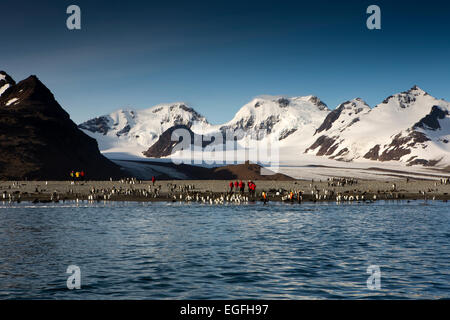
[0,200,448,299]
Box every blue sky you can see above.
[1,0,449,124]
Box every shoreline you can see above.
[1,179,449,204]
[1,198,448,206]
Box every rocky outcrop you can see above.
[143,125,214,158]
[315,98,370,135]
[0,71,16,96]
[413,105,449,131]
[78,116,111,135]
[407,158,442,167]
[315,105,344,134]
[361,131,432,163]
[208,162,295,181]
[378,131,430,162]
[307,96,328,111]
[364,145,381,160]
[305,135,337,156]
[0,74,125,180]
[278,128,297,140]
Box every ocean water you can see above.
[0,200,448,300]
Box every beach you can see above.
[1,178,449,203]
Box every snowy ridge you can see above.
[0,71,15,97]
[218,95,329,141]
[0,84,11,96]
[80,86,450,168]
[80,95,331,157]
[314,98,371,135]
[306,86,450,167]
[79,103,211,157]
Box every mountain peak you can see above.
[381,85,431,106]
[0,73,123,179]
[148,102,197,113]
[0,70,13,79]
[336,98,370,111]
[399,85,428,99]
[1,74,55,105]
[19,75,45,88]
[23,74,39,82]
[0,74,70,120]
[354,97,367,103]
[146,102,208,125]
[406,85,427,95]
[304,95,329,110]
[79,101,211,150]
[351,98,370,109]
[0,71,16,96]
[314,98,370,135]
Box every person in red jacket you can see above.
[239,180,244,194]
[250,182,256,197]
[235,181,239,189]
[152,176,156,186]
[229,181,234,193]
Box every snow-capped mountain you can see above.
[314,98,371,136]
[139,95,330,158]
[79,95,330,157]
[0,72,123,180]
[306,86,450,167]
[79,103,211,156]
[218,95,329,141]
[80,86,450,168]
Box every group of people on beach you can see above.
[69,170,85,180]
[229,180,257,196]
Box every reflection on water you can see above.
[0,201,449,299]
